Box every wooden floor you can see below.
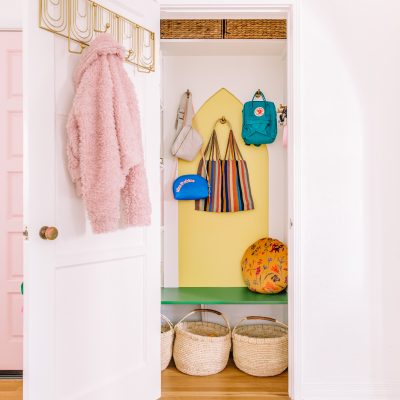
[161,359,289,400]
[0,361,288,400]
[0,380,22,400]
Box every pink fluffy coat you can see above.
[67,34,151,233]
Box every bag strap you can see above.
[200,148,209,182]
[204,129,221,161]
[252,90,267,102]
[173,148,209,184]
[223,130,244,161]
[185,93,195,126]
[175,90,195,132]
[175,92,187,130]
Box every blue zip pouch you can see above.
[173,174,209,200]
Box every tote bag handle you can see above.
[223,130,244,161]
[203,129,221,161]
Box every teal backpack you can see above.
[242,91,277,146]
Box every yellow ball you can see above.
[241,238,288,294]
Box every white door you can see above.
[23,1,160,399]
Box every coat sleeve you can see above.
[121,163,151,227]
[68,57,123,233]
[108,57,143,174]
[109,57,152,227]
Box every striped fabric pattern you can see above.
[196,160,222,212]
[196,128,254,212]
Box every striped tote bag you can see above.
[221,130,254,212]
[196,125,254,212]
[195,130,223,212]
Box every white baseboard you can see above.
[302,383,400,400]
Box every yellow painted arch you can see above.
[179,88,269,287]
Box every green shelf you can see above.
[161,287,288,305]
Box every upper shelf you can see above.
[160,39,286,57]
[161,287,288,305]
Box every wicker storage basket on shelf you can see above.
[232,316,288,377]
[224,19,287,39]
[173,309,231,376]
[161,314,174,371]
[161,19,223,39]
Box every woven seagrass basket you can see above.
[160,19,286,39]
[232,316,288,377]
[225,19,286,39]
[161,314,174,371]
[173,309,231,376]
[161,19,223,39]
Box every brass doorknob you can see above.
[39,226,59,240]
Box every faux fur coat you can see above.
[67,34,151,233]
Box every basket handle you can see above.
[161,314,173,330]
[176,308,231,331]
[233,315,288,335]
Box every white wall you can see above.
[161,47,288,326]
[0,1,22,29]
[162,50,288,284]
[160,0,400,398]
[300,0,400,398]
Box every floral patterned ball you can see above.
[241,237,288,294]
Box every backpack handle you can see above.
[252,90,267,102]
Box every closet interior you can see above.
[160,16,289,397]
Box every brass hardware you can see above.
[214,116,233,131]
[126,49,134,62]
[23,227,29,241]
[94,22,110,33]
[39,226,59,240]
[255,89,262,98]
[39,0,155,72]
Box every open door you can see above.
[23,1,160,399]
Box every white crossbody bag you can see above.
[171,91,203,161]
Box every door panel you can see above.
[0,31,23,371]
[24,0,160,398]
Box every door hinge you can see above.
[23,226,29,241]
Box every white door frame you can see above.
[160,2,302,399]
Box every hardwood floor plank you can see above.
[0,359,288,400]
[0,379,23,400]
[161,359,289,399]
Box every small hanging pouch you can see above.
[173,153,210,200]
[242,90,277,146]
[171,91,203,161]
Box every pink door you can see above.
[0,31,23,370]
